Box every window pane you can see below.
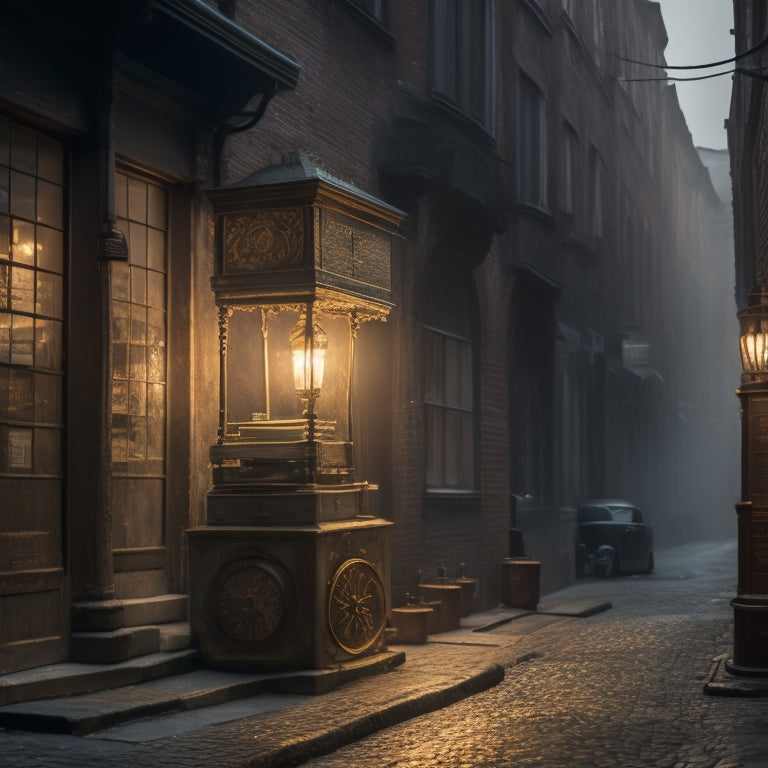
[10,171,35,219]
[7,427,33,471]
[444,408,462,486]
[147,270,165,309]
[10,127,35,174]
[468,0,486,123]
[113,380,129,415]
[36,271,63,318]
[129,222,147,268]
[425,405,444,486]
[0,120,10,167]
[0,215,9,259]
[432,0,458,102]
[12,265,35,317]
[111,261,130,301]
[35,372,61,424]
[130,380,146,416]
[459,340,472,409]
[37,136,63,184]
[35,319,62,370]
[128,177,147,223]
[0,312,9,362]
[147,228,165,272]
[11,314,33,365]
[0,265,7,310]
[9,369,33,421]
[130,265,146,305]
[37,225,63,273]
[147,184,166,230]
[0,167,8,214]
[12,220,35,265]
[37,180,62,228]
[445,337,461,407]
[424,330,444,403]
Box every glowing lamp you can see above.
[739,291,768,377]
[291,319,327,397]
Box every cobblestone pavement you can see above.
[302,538,766,768]
[0,538,760,768]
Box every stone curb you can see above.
[246,662,505,768]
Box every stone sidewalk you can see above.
[0,594,611,768]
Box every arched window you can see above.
[423,263,477,491]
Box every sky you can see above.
[657,0,735,149]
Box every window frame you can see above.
[430,0,494,131]
[517,72,549,211]
[422,261,479,497]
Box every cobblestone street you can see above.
[2,538,763,768]
[304,538,765,768]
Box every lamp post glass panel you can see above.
[731,289,768,674]
[291,317,327,416]
[740,294,768,378]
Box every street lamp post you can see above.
[730,287,768,674]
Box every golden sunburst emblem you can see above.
[328,558,386,654]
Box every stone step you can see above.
[0,652,405,736]
[71,620,193,665]
[72,594,188,632]
[0,649,198,708]
[159,622,193,652]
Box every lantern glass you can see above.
[291,319,328,396]
[739,294,768,374]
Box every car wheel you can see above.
[596,549,618,578]
[644,551,654,574]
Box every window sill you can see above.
[516,202,555,226]
[424,489,482,513]
[430,93,496,144]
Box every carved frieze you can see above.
[223,209,304,274]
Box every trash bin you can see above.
[500,557,540,610]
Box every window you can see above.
[0,120,65,482]
[110,172,168,549]
[590,148,604,237]
[424,265,476,491]
[432,0,492,128]
[517,73,548,209]
[562,124,577,216]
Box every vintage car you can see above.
[576,498,654,578]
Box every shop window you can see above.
[431,0,492,129]
[424,265,477,491]
[0,119,65,480]
[110,173,167,547]
[517,73,548,210]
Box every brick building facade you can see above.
[0,0,736,674]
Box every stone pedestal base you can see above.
[188,518,391,672]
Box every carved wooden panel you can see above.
[223,209,304,274]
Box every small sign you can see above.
[98,226,129,261]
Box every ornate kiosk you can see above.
[188,153,402,671]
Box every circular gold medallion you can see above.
[215,562,286,647]
[328,558,386,654]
